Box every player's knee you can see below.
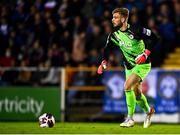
[124,83,131,91]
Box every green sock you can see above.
[136,93,150,113]
[125,90,136,117]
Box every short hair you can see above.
[112,8,129,18]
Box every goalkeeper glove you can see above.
[135,49,151,64]
[97,60,108,74]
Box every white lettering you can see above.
[5,98,9,112]
[19,100,27,113]
[0,100,3,112]
[15,96,18,112]
[119,41,132,48]
[30,98,35,114]
[0,97,44,117]
[26,97,30,112]
[9,99,15,112]
[35,101,44,117]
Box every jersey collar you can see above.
[120,24,130,32]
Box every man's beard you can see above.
[113,22,123,29]
[113,23,123,28]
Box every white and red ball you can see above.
[39,113,55,128]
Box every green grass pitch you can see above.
[0,122,180,134]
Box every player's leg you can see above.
[120,73,141,127]
[134,83,155,128]
[124,73,141,117]
[133,83,150,113]
[132,63,155,128]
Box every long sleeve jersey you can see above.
[103,24,158,69]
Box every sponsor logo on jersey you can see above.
[129,34,134,39]
[119,41,132,49]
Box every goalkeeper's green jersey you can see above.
[103,24,157,69]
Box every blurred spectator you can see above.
[159,15,176,53]
[130,14,139,26]
[147,17,162,66]
[15,59,31,85]
[87,24,104,50]
[0,18,9,55]
[47,21,60,46]
[34,0,44,11]
[40,60,59,85]
[0,52,18,86]
[57,4,70,32]
[157,2,171,19]
[173,0,180,44]
[70,33,87,66]
[28,40,44,66]
[72,15,86,38]
[81,0,95,19]
[0,48,15,67]
[88,49,100,66]
[30,62,48,86]
[142,4,155,26]
[0,0,178,69]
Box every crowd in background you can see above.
[0,0,179,85]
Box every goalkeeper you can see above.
[97,8,158,128]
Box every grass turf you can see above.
[0,122,180,134]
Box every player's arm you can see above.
[135,26,159,64]
[97,33,118,74]
[140,27,158,51]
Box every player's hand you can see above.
[135,49,151,64]
[97,60,108,74]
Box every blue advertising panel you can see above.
[103,69,180,114]
[103,71,127,113]
[155,71,180,113]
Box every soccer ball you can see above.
[39,113,55,128]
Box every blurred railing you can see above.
[0,66,124,88]
[65,66,124,91]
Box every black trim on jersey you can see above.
[111,34,120,43]
[125,51,136,59]
[123,57,134,69]
[103,33,119,61]
[130,24,159,51]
